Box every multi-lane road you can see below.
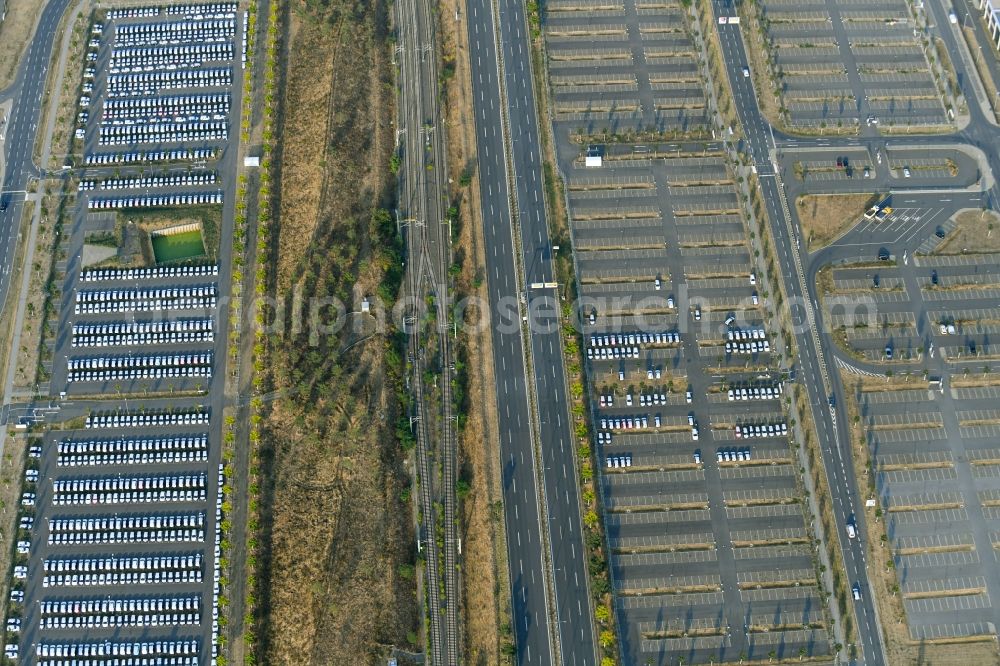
[467,0,598,664]
[494,0,598,664]
[466,0,556,663]
[0,0,72,312]
[713,3,888,663]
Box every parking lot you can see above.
[546,2,833,663]
[6,3,246,663]
[823,247,1000,640]
[546,0,710,134]
[750,0,951,129]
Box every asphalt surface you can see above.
[465,1,555,663]
[0,0,71,312]
[713,4,888,663]
[494,0,598,663]
[467,0,599,663]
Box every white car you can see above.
[742,66,750,77]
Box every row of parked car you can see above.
[67,353,213,371]
[241,9,249,69]
[99,125,228,146]
[54,474,207,493]
[106,69,232,97]
[83,147,217,165]
[107,6,160,19]
[605,455,633,468]
[41,612,200,630]
[734,422,788,438]
[589,331,680,348]
[45,554,202,573]
[36,639,200,659]
[69,367,212,382]
[726,327,767,341]
[85,410,209,428]
[728,384,782,401]
[44,569,203,590]
[77,285,218,304]
[109,43,234,72]
[86,191,223,208]
[104,92,230,115]
[600,415,662,431]
[80,172,217,191]
[72,329,214,348]
[726,339,771,355]
[41,596,200,614]
[54,488,208,505]
[717,448,753,462]
[75,296,218,315]
[589,345,641,360]
[114,21,235,48]
[49,526,204,546]
[57,435,212,457]
[82,265,218,282]
[166,1,238,17]
[59,450,209,467]
[48,512,206,537]
[74,319,214,335]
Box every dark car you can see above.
[931,270,939,285]
[0,196,8,212]
[878,248,890,261]
[935,226,946,238]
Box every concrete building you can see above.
[978,0,1000,49]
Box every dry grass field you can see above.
[936,209,1000,254]
[796,193,874,251]
[0,0,45,89]
[257,0,417,663]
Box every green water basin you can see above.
[151,229,206,263]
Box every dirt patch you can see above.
[886,502,962,511]
[256,1,416,663]
[936,209,1000,254]
[795,193,875,251]
[0,0,45,89]
[952,372,1000,388]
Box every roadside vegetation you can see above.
[438,3,512,662]
[244,0,418,663]
[961,24,1000,123]
[795,193,875,251]
[526,5,616,663]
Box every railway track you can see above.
[395,0,460,660]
